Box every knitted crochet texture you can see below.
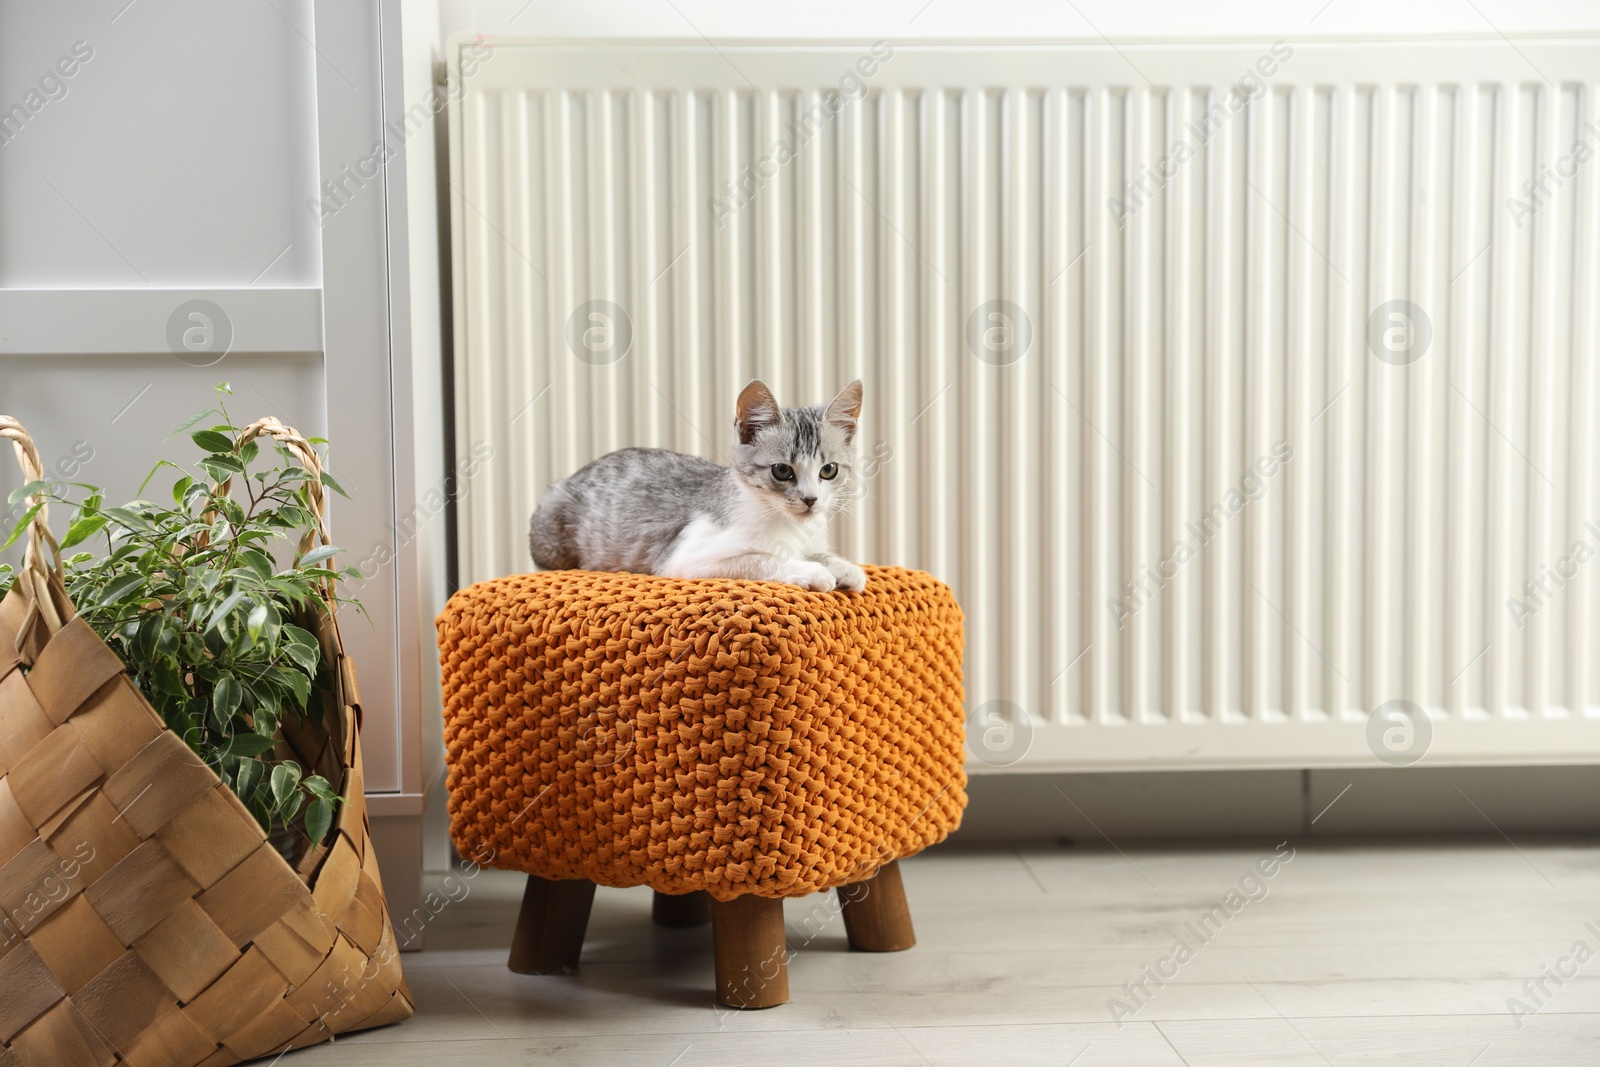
[438,566,966,900]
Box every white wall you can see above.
[427,0,1600,41]
[0,0,321,287]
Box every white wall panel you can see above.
[0,0,322,288]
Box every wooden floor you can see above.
[283,839,1600,1065]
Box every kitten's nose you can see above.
[801,495,817,510]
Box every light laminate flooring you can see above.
[279,839,1600,1066]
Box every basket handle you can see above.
[232,412,331,543]
[227,416,332,562]
[0,416,69,661]
[229,418,358,801]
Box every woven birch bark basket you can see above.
[0,416,413,1067]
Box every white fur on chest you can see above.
[658,483,828,576]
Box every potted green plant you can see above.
[0,384,360,863]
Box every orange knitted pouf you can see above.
[437,565,967,901]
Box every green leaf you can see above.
[302,774,337,801]
[264,577,308,606]
[282,667,311,710]
[220,732,280,759]
[270,763,301,807]
[304,795,333,844]
[154,618,180,655]
[198,455,244,482]
[169,407,218,438]
[191,429,235,454]
[238,548,275,582]
[1,502,44,550]
[319,471,349,498]
[205,590,246,634]
[92,573,146,609]
[246,602,269,643]
[295,567,343,582]
[151,657,186,700]
[298,545,342,567]
[101,506,155,533]
[245,791,272,833]
[234,759,264,803]
[132,614,162,663]
[238,440,259,467]
[277,505,314,528]
[138,460,185,497]
[60,514,108,550]
[252,701,280,737]
[6,480,46,508]
[281,625,320,674]
[212,674,242,723]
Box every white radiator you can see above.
[448,37,1600,771]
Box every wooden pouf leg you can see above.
[652,889,713,927]
[838,860,916,952]
[711,895,789,1009]
[508,875,597,975]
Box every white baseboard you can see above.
[369,812,426,950]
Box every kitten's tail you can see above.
[529,484,580,570]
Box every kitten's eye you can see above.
[771,463,795,482]
[819,463,839,480]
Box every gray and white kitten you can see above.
[528,380,868,592]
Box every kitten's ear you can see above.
[735,379,781,445]
[826,380,864,442]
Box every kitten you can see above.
[528,380,868,592]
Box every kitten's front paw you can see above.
[826,559,867,592]
[779,561,837,592]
